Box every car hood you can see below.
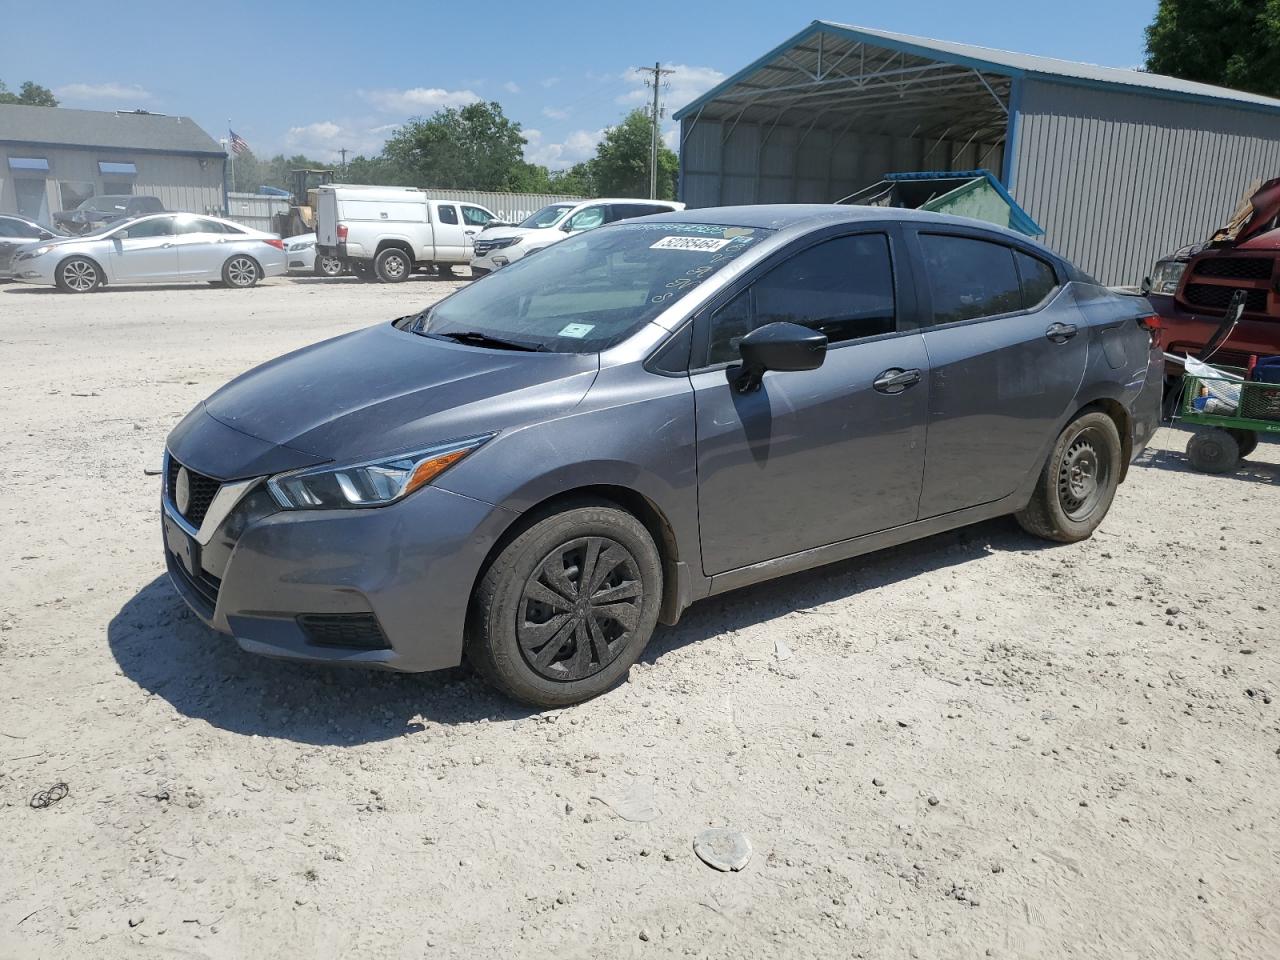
[1211,176,1280,246]
[477,226,544,241]
[197,321,600,470]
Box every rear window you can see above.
[919,234,1023,324]
[1015,250,1059,308]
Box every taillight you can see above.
[336,223,348,241]
[263,238,285,250]
[1138,314,1162,332]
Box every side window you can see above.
[566,206,606,231]
[0,220,19,238]
[705,233,897,365]
[461,205,492,227]
[919,234,1023,325]
[1015,250,1060,309]
[436,204,459,225]
[120,217,176,239]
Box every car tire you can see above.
[466,502,663,708]
[437,263,457,278]
[55,256,102,293]
[1226,428,1259,459]
[1187,427,1240,474]
[374,248,411,283]
[1016,410,1122,543]
[222,255,261,288]
[314,254,344,278]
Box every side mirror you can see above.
[1139,276,1152,296]
[38,231,54,240]
[734,321,827,393]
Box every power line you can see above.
[636,62,675,199]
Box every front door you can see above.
[692,230,929,575]
[461,204,495,256]
[433,203,466,263]
[909,230,1090,517]
[107,216,179,282]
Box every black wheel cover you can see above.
[517,536,643,682]
[1057,424,1113,522]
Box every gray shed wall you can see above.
[681,117,1005,209]
[1011,78,1280,284]
[0,145,225,221]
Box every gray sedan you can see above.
[11,213,287,292]
[162,205,1162,707]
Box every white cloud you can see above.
[360,87,481,114]
[525,128,605,170]
[55,81,153,103]
[542,106,570,121]
[615,63,726,114]
[283,120,390,159]
[541,77,561,88]
[502,81,521,94]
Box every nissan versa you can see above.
[162,206,1162,707]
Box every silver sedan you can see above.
[10,213,288,292]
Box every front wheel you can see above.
[314,254,344,278]
[466,503,663,708]
[222,255,260,288]
[55,256,101,293]
[1016,411,1122,543]
[374,247,411,283]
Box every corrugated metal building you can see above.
[675,21,1280,284]
[0,104,226,223]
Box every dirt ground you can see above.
[1,274,1278,960]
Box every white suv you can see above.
[470,198,685,274]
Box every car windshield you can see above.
[411,221,774,353]
[518,204,575,229]
[79,196,132,212]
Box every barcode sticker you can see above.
[650,236,732,252]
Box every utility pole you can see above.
[636,62,675,198]
[339,147,348,172]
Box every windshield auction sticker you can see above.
[650,236,732,252]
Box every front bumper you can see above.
[162,468,516,672]
[10,254,56,285]
[1149,292,1280,365]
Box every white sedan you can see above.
[10,213,287,292]
[284,233,345,277]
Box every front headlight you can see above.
[267,434,492,509]
[1149,260,1186,295]
[29,244,57,257]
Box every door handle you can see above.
[465,229,477,235]
[162,242,175,248]
[1046,321,1078,343]
[872,368,922,395]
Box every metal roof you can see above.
[0,104,225,156]
[674,20,1280,124]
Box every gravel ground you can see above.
[1,275,1278,959]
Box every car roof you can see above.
[651,203,1061,257]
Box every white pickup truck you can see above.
[315,185,498,282]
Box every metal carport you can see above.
[676,21,1280,284]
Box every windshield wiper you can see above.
[431,330,547,352]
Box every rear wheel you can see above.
[375,247,411,283]
[466,503,662,708]
[1226,428,1259,459]
[1016,411,1122,543]
[222,255,260,288]
[55,256,101,293]
[1187,427,1240,473]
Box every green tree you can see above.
[1145,0,1280,98]
[548,161,596,197]
[383,100,533,190]
[589,109,678,200]
[0,80,59,106]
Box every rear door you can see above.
[173,217,237,279]
[107,216,180,282]
[433,203,466,262]
[907,228,1088,517]
[691,226,930,575]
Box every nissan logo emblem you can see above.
[175,466,191,516]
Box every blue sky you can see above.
[1,0,1156,169]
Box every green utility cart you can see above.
[1179,365,1280,473]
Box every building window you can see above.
[58,181,96,212]
[97,161,138,175]
[102,180,134,195]
[7,157,50,172]
[14,178,49,221]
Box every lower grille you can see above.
[1183,283,1268,314]
[167,455,221,527]
[1192,257,1273,281]
[297,614,391,650]
[167,551,221,616]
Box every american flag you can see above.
[229,129,250,155]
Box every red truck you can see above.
[1146,178,1280,367]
